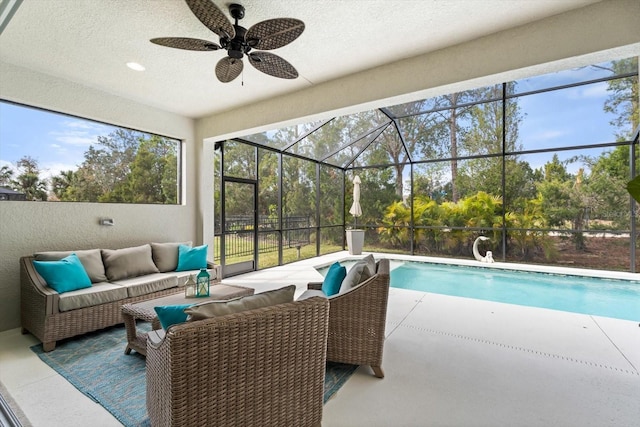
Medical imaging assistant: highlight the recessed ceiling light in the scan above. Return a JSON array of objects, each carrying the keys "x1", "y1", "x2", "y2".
[{"x1": 126, "y1": 62, "x2": 145, "y2": 71}]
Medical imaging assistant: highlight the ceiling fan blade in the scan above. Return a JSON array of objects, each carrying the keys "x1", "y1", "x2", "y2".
[
  {"x1": 245, "y1": 18, "x2": 305, "y2": 50},
  {"x1": 150, "y1": 37, "x2": 220, "y2": 51},
  {"x1": 185, "y1": 0, "x2": 235, "y2": 40},
  {"x1": 215, "y1": 57, "x2": 243, "y2": 83},
  {"x1": 248, "y1": 52, "x2": 298, "y2": 79}
]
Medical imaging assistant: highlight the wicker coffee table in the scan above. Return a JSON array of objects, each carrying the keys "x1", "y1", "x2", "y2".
[{"x1": 122, "y1": 283, "x2": 254, "y2": 356}]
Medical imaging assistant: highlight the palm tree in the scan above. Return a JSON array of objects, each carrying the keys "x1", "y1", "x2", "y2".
[
  {"x1": 0, "y1": 165, "x2": 14, "y2": 188},
  {"x1": 14, "y1": 156, "x2": 47, "y2": 201},
  {"x1": 51, "y1": 170, "x2": 76, "y2": 200}
]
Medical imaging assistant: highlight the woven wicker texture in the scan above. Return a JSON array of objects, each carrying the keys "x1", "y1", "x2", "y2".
[
  {"x1": 249, "y1": 52, "x2": 298, "y2": 79},
  {"x1": 122, "y1": 284, "x2": 254, "y2": 356},
  {"x1": 216, "y1": 57, "x2": 244, "y2": 82},
  {"x1": 150, "y1": 37, "x2": 220, "y2": 51},
  {"x1": 186, "y1": 0, "x2": 234, "y2": 39},
  {"x1": 308, "y1": 258, "x2": 390, "y2": 378},
  {"x1": 146, "y1": 297, "x2": 329, "y2": 427},
  {"x1": 20, "y1": 256, "x2": 221, "y2": 352},
  {"x1": 246, "y1": 18, "x2": 305, "y2": 50}
]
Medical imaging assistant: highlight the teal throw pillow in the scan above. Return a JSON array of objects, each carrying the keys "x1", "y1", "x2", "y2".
[
  {"x1": 33, "y1": 253, "x2": 92, "y2": 294},
  {"x1": 176, "y1": 244, "x2": 207, "y2": 271},
  {"x1": 322, "y1": 262, "x2": 346, "y2": 296},
  {"x1": 154, "y1": 304, "x2": 193, "y2": 329}
]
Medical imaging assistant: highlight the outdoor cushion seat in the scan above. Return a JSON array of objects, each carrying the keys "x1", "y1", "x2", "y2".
[
  {"x1": 21, "y1": 242, "x2": 223, "y2": 352},
  {"x1": 304, "y1": 257, "x2": 390, "y2": 378},
  {"x1": 298, "y1": 289, "x2": 326, "y2": 300},
  {"x1": 146, "y1": 296, "x2": 330, "y2": 427},
  {"x1": 111, "y1": 273, "x2": 179, "y2": 298},
  {"x1": 58, "y1": 282, "x2": 129, "y2": 312}
]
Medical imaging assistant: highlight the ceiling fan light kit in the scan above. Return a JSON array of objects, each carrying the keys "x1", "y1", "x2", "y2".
[{"x1": 150, "y1": 0, "x2": 304, "y2": 83}]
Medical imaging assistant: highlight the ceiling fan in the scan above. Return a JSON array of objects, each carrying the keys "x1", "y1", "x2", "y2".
[{"x1": 151, "y1": 0, "x2": 305, "y2": 83}]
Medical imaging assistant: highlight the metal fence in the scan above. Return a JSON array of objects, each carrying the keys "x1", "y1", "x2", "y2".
[{"x1": 222, "y1": 215, "x2": 311, "y2": 258}]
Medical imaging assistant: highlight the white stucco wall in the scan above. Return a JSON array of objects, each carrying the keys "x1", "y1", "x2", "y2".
[{"x1": 0, "y1": 63, "x2": 197, "y2": 331}]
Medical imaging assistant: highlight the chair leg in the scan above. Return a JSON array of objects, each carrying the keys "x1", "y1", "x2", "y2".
[
  {"x1": 372, "y1": 365, "x2": 384, "y2": 378},
  {"x1": 42, "y1": 341, "x2": 56, "y2": 352}
]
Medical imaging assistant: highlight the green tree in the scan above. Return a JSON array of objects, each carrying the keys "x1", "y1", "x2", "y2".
[
  {"x1": 581, "y1": 147, "x2": 631, "y2": 230},
  {"x1": 13, "y1": 156, "x2": 47, "y2": 201},
  {"x1": 537, "y1": 156, "x2": 588, "y2": 249},
  {"x1": 571, "y1": 58, "x2": 639, "y2": 231},
  {"x1": 416, "y1": 89, "x2": 488, "y2": 202},
  {"x1": 347, "y1": 167, "x2": 397, "y2": 229},
  {"x1": 505, "y1": 194, "x2": 554, "y2": 259},
  {"x1": 601, "y1": 57, "x2": 639, "y2": 140},
  {"x1": 59, "y1": 130, "x2": 178, "y2": 204},
  {"x1": 119, "y1": 136, "x2": 177, "y2": 204},
  {"x1": 63, "y1": 129, "x2": 139, "y2": 202},
  {"x1": 50, "y1": 170, "x2": 77, "y2": 200},
  {"x1": 455, "y1": 83, "x2": 529, "y2": 206},
  {"x1": 0, "y1": 165, "x2": 14, "y2": 187}
]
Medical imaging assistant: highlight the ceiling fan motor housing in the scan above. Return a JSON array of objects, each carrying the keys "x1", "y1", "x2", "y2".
[{"x1": 226, "y1": 25, "x2": 249, "y2": 59}]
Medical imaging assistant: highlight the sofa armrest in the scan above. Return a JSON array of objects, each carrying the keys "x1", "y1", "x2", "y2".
[
  {"x1": 206, "y1": 262, "x2": 222, "y2": 282},
  {"x1": 20, "y1": 256, "x2": 60, "y2": 316}
]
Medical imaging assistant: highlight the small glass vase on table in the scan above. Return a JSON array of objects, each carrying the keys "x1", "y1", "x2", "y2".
[{"x1": 196, "y1": 268, "x2": 210, "y2": 298}]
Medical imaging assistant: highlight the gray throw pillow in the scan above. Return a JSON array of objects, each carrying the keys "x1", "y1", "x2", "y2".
[
  {"x1": 34, "y1": 249, "x2": 107, "y2": 283},
  {"x1": 151, "y1": 241, "x2": 192, "y2": 272},
  {"x1": 339, "y1": 261, "x2": 372, "y2": 294},
  {"x1": 185, "y1": 285, "x2": 296, "y2": 321},
  {"x1": 101, "y1": 244, "x2": 159, "y2": 281},
  {"x1": 362, "y1": 254, "x2": 376, "y2": 277}
]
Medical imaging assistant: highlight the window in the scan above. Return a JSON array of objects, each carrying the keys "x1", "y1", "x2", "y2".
[{"x1": 0, "y1": 101, "x2": 181, "y2": 204}]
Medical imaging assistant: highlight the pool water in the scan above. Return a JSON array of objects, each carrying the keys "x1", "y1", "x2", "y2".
[{"x1": 390, "y1": 262, "x2": 640, "y2": 322}]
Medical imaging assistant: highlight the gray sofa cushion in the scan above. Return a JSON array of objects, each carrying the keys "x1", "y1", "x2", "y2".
[
  {"x1": 34, "y1": 249, "x2": 107, "y2": 283},
  {"x1": 151, "y1": 241, "x2": 192, "y2": 272},
  {"x1": 297, "y1": 289, "x2": 326, "y2": 301},
  {"x1": 58, "y1": 282, "x2": 128, "y2": 312},
  {"x1": 102, "y1": 244, "x2": 159, "y2": 281},
  {"x1": 147, "y1": 329, "x2": 166, "y2": 346},
  {"x1": 362, "y1": 254, "x2": 376, "y2": 277},
  {"x1": 111, "y1": 273, "x2": 178, "y2": 298},
  {"x1": 185, "y1": 285, "x2": 295, "y2": 321},
  {"x1": 340, "y1": 261, "x2": 372, "y2": 294}
]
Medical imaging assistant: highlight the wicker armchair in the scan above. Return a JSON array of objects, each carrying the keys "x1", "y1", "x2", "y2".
[
  {"x1": 146, "y1": 296, "x2": 329, "y2": 427},
  {"x1": 307, "y1": 258, "x2": 390, "y2": 378}
]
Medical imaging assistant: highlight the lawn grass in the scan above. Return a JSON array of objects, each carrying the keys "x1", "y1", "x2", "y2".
[{"x1": 213, "y1": 235, "x2": 343, "y2": 269}]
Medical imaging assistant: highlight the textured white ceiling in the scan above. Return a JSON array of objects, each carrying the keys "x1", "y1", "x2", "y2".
[{"x1": 0, "y1": 0, "x2": 601, "y2": 118}]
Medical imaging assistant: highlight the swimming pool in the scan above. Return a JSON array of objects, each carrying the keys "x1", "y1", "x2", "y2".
[{"x1": 390, "y1": 261, "x2": 640, "y2": 322}]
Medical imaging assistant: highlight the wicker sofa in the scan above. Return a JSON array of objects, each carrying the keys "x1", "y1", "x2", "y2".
[
  {"x1": 20, "y1": 242, "x2": 220, "y2": 351},
  {"x1": 146, "y1": 296, "x2": 329, "y2": 427},
  {"x1": 301, "y1": 257, "x2": 390, "y2": 378}
]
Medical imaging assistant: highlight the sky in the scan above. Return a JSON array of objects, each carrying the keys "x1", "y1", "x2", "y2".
[
  {"x1": 0, "y1": 105, "x2": 116, "y2": 182},
  {"x1": 0, "y1": 59, "x2": 633, "y2": 184}
]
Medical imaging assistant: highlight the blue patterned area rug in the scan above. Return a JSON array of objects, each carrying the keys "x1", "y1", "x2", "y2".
[{"x1": 31, "y1": 325, "x2": 357, "y2": 427}]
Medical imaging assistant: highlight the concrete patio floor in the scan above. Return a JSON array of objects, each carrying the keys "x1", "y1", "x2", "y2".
[{"x1": 1, "y1": 252, "x2": 639, "y2": 426}]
